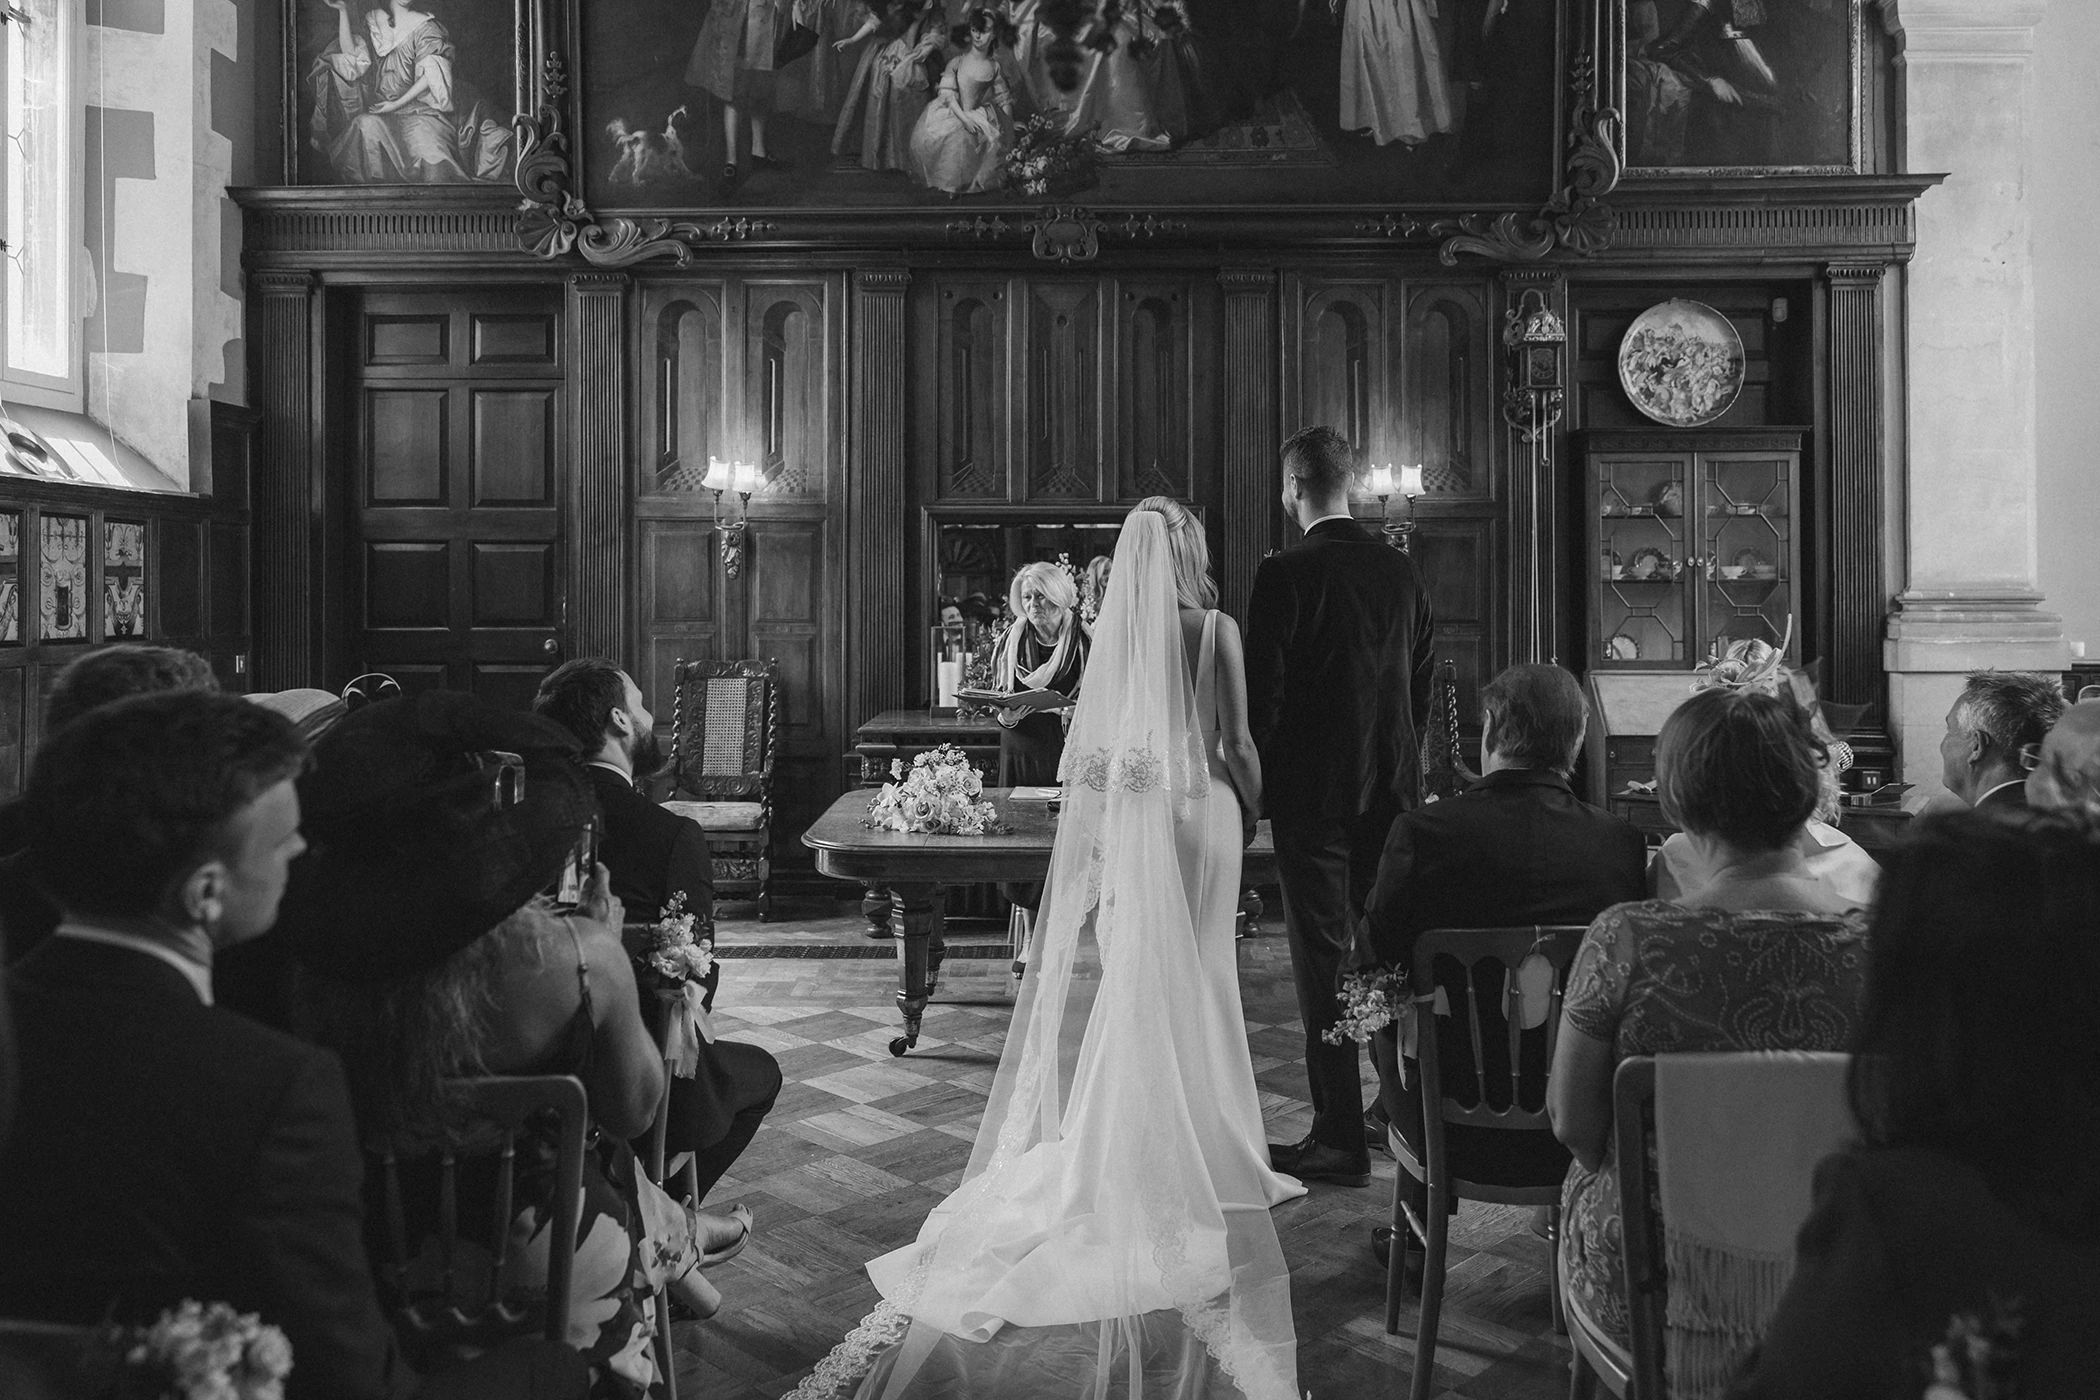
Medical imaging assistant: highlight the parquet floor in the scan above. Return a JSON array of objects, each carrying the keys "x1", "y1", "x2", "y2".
[{"x1": 671, "y1": 898, "x2": 1573, "y2": 1400}]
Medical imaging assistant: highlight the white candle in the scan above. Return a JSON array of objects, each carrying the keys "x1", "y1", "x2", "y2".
[{"x1": 937, "y1": 659, "x2": 963, "y2": 707}]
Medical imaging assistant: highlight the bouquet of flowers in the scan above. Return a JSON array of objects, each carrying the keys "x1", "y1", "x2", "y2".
[
  {"x1": 1923, "y1": 1300, "x2": 2023, "y2": 1400},
  {"x1": 1322, "y1": 968, "x2": 1409, "y2": 1047},
  {"x1": 1001, "y1": 113, "x2": 1099, "y2": 199},
  {"x1": 865, "y1": 745, "x2": 1004, "y2": 835},
  {"x1": 638, "y1": 891, "x2": 715, "y2": 1076},
  {"x1": 114, "y1": 1300, "x2": 293, "y2": 1400}
]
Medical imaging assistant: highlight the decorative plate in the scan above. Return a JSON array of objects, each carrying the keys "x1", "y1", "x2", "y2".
[
  {"x1": 1617, "y1": 300, "x2": 1747, "y2": 428},
  {"x1": 1628, "y1": 546, "x2": 1673, "y2": 581},
  {"x1": 1606, "y1": 632, "x2": 1641, "y2": 661}
]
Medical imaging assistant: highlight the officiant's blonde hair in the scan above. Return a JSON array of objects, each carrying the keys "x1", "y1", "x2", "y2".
[{"x1": 1132, "y1": 496, "x2": 1217, "y2": 610}]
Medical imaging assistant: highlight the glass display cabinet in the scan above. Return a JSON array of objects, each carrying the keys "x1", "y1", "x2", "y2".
[{"x1": 1584, "y1": 432, "x2": 1804, "y2": 671}]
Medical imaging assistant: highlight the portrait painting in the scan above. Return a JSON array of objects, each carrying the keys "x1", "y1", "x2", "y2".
[
  {"x1": 291, "y1": 0, "x2": 517, "y2": 184},
  {"x1": 1621, "y1": 0, "x2": 1858, "y2": 173},
  {"x1": 579, "y1": 0, "x2": 1564, "y2": 210}
]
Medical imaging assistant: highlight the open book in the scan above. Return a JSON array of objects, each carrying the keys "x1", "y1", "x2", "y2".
[{"x1": 954, "y1": 687, "x2": 1074, "y2": 711}]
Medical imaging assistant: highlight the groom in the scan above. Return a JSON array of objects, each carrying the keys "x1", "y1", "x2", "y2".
[{"x1": 1246, "y1": 425, "x2": 1436, "y2": 1187}]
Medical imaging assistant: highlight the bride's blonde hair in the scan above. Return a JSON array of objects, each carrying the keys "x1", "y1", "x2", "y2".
[{"x1": 1131, "y1": 496, "x2": 1216, "y2": 610}]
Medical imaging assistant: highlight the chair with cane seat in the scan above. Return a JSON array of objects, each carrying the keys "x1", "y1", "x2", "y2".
[
  {"x1": 365, "y1": 1075, "x2": 588, "y2": 1366},
  {"x1": 1387, "y1": 924, "x2": 1590, "y2": 1400},
  {"x1": 665, "y1": 658, "x2": 780, "y2": 920}
]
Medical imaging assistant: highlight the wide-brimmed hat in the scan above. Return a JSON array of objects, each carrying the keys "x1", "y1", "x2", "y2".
[
  {"x1": 278, "y1": 690, "x2": 595, "y2": 984},
  {"x1": 244, "y1": 687, "x2": 350, "y2": 741}
]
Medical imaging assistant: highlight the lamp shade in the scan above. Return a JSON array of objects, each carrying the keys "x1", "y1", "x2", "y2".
[
  {"x1": 702, "y1": 456, "x2": 732, "y2": 492},
  {"x1": 1399, "y1": 464, "x2": 1425, "y2": 498},
  {"x1": 731, "y1": 460, "x2": 762, "y2": 494},
  {"x1": 1366, "y1": 464, "x2": 1397, "y2": 497}
]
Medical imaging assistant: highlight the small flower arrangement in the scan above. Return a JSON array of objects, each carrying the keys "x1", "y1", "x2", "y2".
[
  {"x1": 1322, "y1": 968, "x2": 1408, "y2": 1046},
  {"x1": 115, "y1": 1300, "x2": 293, "y2": 1400},
  {"x1": 1922, "y1": 1300, "x2": 2023, "y2": 1400},
  {"x1": 644, "y1": 890, "x2": 714, "y2": 987},
  {"x1": 1001, "y1": 113, "x2": 1099, "y2": 199},
  {"x1": 865, "y1": 744, "x2": 1005, "y2": 836}
]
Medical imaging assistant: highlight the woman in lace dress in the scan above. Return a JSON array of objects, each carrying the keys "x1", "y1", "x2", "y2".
[
  {"x1": 1548, "y1": 685, "x2": 1871, "y2": 1356},
  {"x1": 795, "y1": 498, "x2": 1304, "y2": 1400},
  {"x1": 908, "y1": 9, "x2": 1017, "y2": 194}
]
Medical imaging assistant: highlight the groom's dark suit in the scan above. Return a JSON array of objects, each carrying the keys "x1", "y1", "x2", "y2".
[{"x1": 1245, "y1": 515, "x2": 1435, "y2": 1163}]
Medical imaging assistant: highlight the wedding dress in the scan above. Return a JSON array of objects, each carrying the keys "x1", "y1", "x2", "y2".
[{"x1": 793, "y1": 511, "x2": 1304, "y2": 1400}]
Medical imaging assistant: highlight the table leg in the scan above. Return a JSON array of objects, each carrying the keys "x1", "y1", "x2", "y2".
[
  {"x1": 862, "y1": 883, "x2": 893, "y2": 940},
  {"x1": 889, "y1": 882, "x2": 942, "y2": 1057}
]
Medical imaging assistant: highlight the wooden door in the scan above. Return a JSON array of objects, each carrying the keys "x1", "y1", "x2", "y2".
[{"x1": 343, "y1": 290, "x2": 566, "y2": 707}]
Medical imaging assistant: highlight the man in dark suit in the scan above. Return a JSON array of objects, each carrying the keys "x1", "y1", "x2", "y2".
[
  {"x1": 1939, "y1": 670, "x2": 2065, "y2": 814},
  {"x1": 1358, "y1": 664, "x2": 1648, "y2": 1267},
  {"x1": 533, "y1": 659, "x2": 781, "y2": 1204},
  {"x1": 1246, "y1": 424, "x2": 1436, "y2": 1186},
  {"x1": 0, "y1": 692, "x2": 584, "y2": 1400}
]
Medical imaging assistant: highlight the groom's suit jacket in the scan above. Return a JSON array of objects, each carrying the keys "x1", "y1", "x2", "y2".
[{"x1": 1244, "y1": 516, "x2": 1437, "y2": 822}]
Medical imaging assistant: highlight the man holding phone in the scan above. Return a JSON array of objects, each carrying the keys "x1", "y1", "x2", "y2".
[{"x1": 532, "y1": 660, "x2": 781, "y2": 1208}]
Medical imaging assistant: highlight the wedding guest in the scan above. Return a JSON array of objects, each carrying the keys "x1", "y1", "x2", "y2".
[
  {"x1": 1550, "y1": 685, "x2": 1870, "y2": 1356},
  {"x1": 0, "y1": 691, "x2": 587, "y2": 1400},
  {"x1": 1081, "y1": 553, "x2": 1112, "y2": 622},
  {"x1": 1249, "y1": 424, "x2": 1435, "y2": 1188},
  {"x1": 1652, "y1": 639, "x2": 1879, "y2": 909},
  {"x1": 285, "y1": 693, "x2": 750, "y2": 1391},
  {"x1": 1940, "y1": 670, "x2": 2065, "y2": 813},
  {"x1": 1730, "y1": 812, "x2": 2100, "y2": 1400},
  {"x1": 533, "y1": 659, "x2": 782, "y2": 1204},
  {"x1": 993, "y1": 560, "x2": 1089, "y2": 914},
  {"x1": 0, "y1": 643, "x2": 218, "y2": 962},
  {"x1": 247, "y1": 688, "x2": 352, "y2": 742},
  {"x1": 2024, "y1": 698, "x2": 2100, "y2": 815},
  {"x1": 1359, "y1": 663, "x2": 1647, "y2": 1269}
]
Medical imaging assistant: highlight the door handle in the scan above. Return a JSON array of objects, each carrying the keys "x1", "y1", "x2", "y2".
[{"x1": 541, "y1": 637, "x2": 559, "y2": 656}]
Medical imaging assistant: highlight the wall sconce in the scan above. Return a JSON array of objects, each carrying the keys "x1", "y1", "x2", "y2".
[
  {"x1": 1365, "y1": 462, "x2": 1425, "y2": 552},
  {"x1": 703, "y1": 456, "x2": 761, "y2": 578}
]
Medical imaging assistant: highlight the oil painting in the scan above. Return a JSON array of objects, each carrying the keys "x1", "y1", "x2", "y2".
[
  {"x1": 292, "y1": 0, "x2": 517, "y2": 184},
  {"x1": 1621, "y1": 0, "x2": 1857, "y2": 173},
  {"x1": 580, "y1": 0, "x2": 1564, "y2": 209}
]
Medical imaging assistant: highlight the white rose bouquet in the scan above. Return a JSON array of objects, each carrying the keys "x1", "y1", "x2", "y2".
[
  {"x1": 639, "y1": 890, "x2": 716, "y2": 1077},
  {"x1": 865, "y1": 744, "x2": 1004, "y2": 836}
]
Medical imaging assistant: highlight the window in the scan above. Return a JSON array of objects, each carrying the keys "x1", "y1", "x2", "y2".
[{"x1": 1, "y1": 0, "x2": 79, "y2": 407}]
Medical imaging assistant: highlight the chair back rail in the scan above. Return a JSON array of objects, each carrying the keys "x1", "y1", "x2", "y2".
[
  {"x1": 1614, "y1": 1055, "x2": 1667, "y2": 1400},
  {"x1": 669, "y1": 658, "x2": 780, "y2": 803},
  {"x1": 366, "y1": 1075, "x2": 588, "y2": 1353},
  {"x1": 1409, "y1": 924, "x2": 1588, "y2": 1147}
]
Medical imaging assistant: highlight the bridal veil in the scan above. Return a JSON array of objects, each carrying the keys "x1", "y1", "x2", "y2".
[{"x1": 794, "y1": 510, "x2": 1300, "y2": 1400}]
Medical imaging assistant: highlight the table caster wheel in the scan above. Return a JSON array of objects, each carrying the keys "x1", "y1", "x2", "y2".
[{"x1": 889, "y1": 1036, "x2": 910, "y2": 1057}]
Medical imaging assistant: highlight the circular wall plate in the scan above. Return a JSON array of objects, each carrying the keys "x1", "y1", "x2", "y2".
[{"x1": 1617, "y1": 299, "x2": 1747, "y2": 428}]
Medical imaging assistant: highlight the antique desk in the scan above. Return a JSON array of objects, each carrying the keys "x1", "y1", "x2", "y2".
[
  {"x1": 1607, "y1": 791, "x2": 1915, "y2": 858},
  {"x1": 805, "y1": 788, "x2": 1277, "y2": 1056},
  {"x1": 849, "y1": 708, "x2": 1006, "y2": 931}
]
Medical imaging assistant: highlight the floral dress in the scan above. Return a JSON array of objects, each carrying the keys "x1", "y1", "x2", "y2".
[{"x1": 1556, "y1": 901, "x2": 1870, "y2": 1348}]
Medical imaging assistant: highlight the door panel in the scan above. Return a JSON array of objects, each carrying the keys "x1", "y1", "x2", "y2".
[{"x1": 346, "y1": 290, "x2": 565, "y2": 700}]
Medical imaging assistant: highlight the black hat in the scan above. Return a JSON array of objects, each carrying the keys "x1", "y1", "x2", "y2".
[{"x1": 278, "y1": 690, "x2": 595, "y2": 984}]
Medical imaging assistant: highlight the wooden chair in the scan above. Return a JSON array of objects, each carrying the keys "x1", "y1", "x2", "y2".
[
  {"x1": 642, "y1": 983, "x2": 706, "y2": 1400},
  {"x1": 1387, "y1": 924, "x2": 1589, "y2": 1400},
  {"x1": 666, "y1": 658, "x2": 781, "y2": 920},
  {"x1": 1579, "y1": 1052, "x2": 1853, "y2": 1400},
  {"x1": 366, "y1": 1075, "x2": 588, "y2": 1364}
]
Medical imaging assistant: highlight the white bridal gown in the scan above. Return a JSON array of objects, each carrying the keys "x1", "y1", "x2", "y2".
[{"x1": 792, "y1": 512, "x2": 1304, "y2": 1400}]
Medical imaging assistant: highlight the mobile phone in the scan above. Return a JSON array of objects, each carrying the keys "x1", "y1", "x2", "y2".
[{"x1": 548, "y1": 818, "x2": 599, "y2": 909}]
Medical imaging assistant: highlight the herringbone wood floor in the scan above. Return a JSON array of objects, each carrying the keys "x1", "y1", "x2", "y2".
[{"x1": 671, "y1": 899, "x2": 1573, "y2": 1400}]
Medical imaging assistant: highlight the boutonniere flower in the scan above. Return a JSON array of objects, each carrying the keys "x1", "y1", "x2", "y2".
[{"x1": 1922, "y1": 1298, "x2": 2023, "y2": 1400}]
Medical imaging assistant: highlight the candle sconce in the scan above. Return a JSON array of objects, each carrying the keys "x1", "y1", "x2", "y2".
[
  {"x1": 702, "y1": 457, "x2": 762, "y2": 579},
  {"x1": 1365, "y1": 462, "x2": 1425, "y2": 552}
]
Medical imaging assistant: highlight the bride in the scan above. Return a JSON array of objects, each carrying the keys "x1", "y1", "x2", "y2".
[{"x1": 794, "y1": 497, "x2": 1305, "y2": 1399}]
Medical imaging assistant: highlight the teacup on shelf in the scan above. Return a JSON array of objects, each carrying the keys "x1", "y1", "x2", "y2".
[{"x1": 1719, "y1": 565, "x2": 1747, "y2": 579}]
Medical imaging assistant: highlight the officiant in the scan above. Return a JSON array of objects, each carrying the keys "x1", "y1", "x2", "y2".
[{"x1": 992, "y1": 561, "x2": 1090, "y2": 912}]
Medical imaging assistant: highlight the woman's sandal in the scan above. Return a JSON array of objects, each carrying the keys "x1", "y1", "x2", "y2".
[
  {"x1": 669, "y1": 1265, "x2": 722, "y2": 1322},
  {"x1": 696, "y1": 1201, "x2": 753, "y2": 1269}
]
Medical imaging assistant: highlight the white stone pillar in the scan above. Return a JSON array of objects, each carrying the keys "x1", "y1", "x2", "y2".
[{"x1": 1883, "y1": 0, "x2": 2069, "y2": 793}]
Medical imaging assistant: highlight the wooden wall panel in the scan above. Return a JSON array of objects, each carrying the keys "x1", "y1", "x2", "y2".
[
  {"x1": 1826, "y1": 264, "x2": 1888, "y2": 710},
  {"x1": 1219, "y1": 269, "x2": 1277, "y2": 619},
  {"x1": 251, "y1": 271, "x2": 316, "y2": 688},
  {"x1": 647, "y1": 289, "x2": 727, "y2": 494},
  {"x1": 568, "y1": 274, "x2": 628, "y2": 662},
  {"x1": 365, "y1": 390, "x2": 447, "y2": 503},
  {"x1": 1113, "y1": 280, "x2": 1193, "y2": 502},
  {"x1": 848, "y1": 268, "x2": 910, "y2": 727},
  {"x1": 1024, "y1": 281, "x2": 1100, "y2": 501},
  {"x1": 927, "y1": 279, "x2": 1010, "y2": 500},
  {"x1": 471, "y1": 390, "x2": 556, "y2": 506},
  {"x1": 1403, "y1": 282, "x2": 1491, "y2": 497},
  {"x1": 745, "y1": 283, "x2": 828, "y2": 497}
]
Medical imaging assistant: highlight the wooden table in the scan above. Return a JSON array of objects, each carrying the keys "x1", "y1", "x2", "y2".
[
  {"x1": 849, "y1": 708, "x2": 1007, "y2": 933},
  {"x1": 804, "y1": 788, "x2": 1276, "y2": 1056}
]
